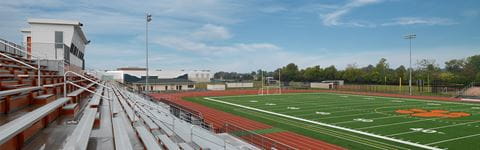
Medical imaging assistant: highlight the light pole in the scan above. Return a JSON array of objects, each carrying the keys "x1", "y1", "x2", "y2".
[
  {"x1": 404, "y1": 34, "x2": 416, "y2": 95},
  {"x1": 145, "y1": 13, "x2": 152, "y2": 93}
]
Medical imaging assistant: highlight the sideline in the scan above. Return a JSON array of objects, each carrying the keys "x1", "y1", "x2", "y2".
[{"x1": 204, "y1": 97, "x2": 442, "y2": 150}]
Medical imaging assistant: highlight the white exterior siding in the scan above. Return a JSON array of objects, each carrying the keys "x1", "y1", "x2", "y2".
[{"x1": 21, "y1": 19, "x2": 88, "y2": 71}]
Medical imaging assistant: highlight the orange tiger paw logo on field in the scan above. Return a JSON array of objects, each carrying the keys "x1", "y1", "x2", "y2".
[{"x1": 395, "y1": 108, "x2": 471, "y2": 118}]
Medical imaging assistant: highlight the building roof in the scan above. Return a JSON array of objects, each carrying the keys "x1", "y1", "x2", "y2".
[
  {"x1": 133, "y1": 78, "x2": 194, "y2": 85},
  {"x1": 117, "y1": 67, "x2": 146, "y2": 71},
  {"x1": 28, "y1": 18, "x2": 82, "y2": 26},
  {"x1": 27, "y1": 18, "x2": 89, "y2": 44}
]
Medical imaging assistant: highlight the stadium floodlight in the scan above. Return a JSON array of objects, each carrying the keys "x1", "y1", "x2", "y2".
[
  {"x1": 404, "y1": 34, "x2": 416, "y2": 96},
  {"x1": 145, "y1": 13, "x2": 152, "y2": 93}
]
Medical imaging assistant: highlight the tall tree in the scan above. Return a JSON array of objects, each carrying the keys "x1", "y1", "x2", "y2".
[
  {"x1": 374, "y1": 58, "x2": 389, "y2": 84},
  {"x1": 342, "y1": 64, "x2": 363, "y2": 83},
  {"x1": 464, "y1": 55, "x2": 480, "y2": 82},
  {"x1": 324, "y1": 65, "x2": 337, "y2": 80},
  {"x1": 417, "y1": 59, "x2": 440, "y2": 85},
  {"x1": 303, "y1": 65, "x2": 323, "y2": 82},
  {"x1": 445, "y1": 59, "x2": 465, "y2": 73},
  {"x1": 281, "y1": 63, "x2": 300, "y2": 82},
  {"x1": 395, "y1": 65, "x2": 407, "y2": 84}
]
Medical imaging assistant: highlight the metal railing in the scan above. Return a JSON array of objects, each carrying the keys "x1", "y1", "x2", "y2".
[
  {"x1": 117, "y1": 87, "x2": 231, "y2": 149},
  {"x1": 63, "y1": 71, "x2": 112, "y2": 100},
  {"x1": 0, "y1": 38, "x2": 25, "y2": 57},
  {"x1": 224, "y1": 122, "x2": 297, "y2": 150},
  {"x1": 0, "y1": 40, "x2": 42, "y2": 86}
]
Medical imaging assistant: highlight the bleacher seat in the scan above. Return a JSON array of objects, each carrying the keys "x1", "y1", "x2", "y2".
[
  {"x1": 62, "y1": 103, "x2": 78, "y2": 117},
  {"x1": 33, "y1": 94, "x2": 56, "y2": 105},
  {"x1": 156, "y1": 134, "x2": 178, "y2": 150}
]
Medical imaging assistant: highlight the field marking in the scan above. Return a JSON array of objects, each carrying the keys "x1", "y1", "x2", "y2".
[
  {"x1": 271, "y1": 99, "x2": 427, "y2": 115},
  {"x1": 425, "y1": 133, "x2": 480, "y2": 145},
  {"x1": 292, "y1": 105, "x2": 424, "y2": 117},
  {"x1": 274, "y1": 100, "x2": 419, "y2": 114},
  {"x1": 357, "y1": 118, "x2": 440, "y2": 130},
  {"x1": 312, "y1": 111, "x2": 378, "y2": 120},
  {"x1": 236, "y1": 106, "x2": 408, "y2": 150},
  {"x1": 332, "y1": 115, "x2": 407, "y2": 125},
  {"x1": 244, "y1": 95, "x2": 390, "y2": 109},
  {"x1": 387, "y1": 120, "x2": 480, "y2": 136},
  {"x1": 204, "y1": 97, "x2": 442, "y2": 150},
  {"x1": 215, "y1": 92, "x2": 480, "y2": 107},
  {"x1": 307, "y1": 103, "x2": 475, "y2": 122},
  {"x1": 288, "y1": 102, "x2": 470, "y2": 119},
  {"x1": 216, "y1": 92, "x2": 480, "y2": 114}
]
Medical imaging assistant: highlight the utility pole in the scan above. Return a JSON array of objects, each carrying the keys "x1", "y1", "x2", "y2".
[
  {"x1": 145, "y1": 13, "x2": 152, "y2": 93},
  {"x1": 404, "y1": 34, "x2": 416, "y2": 95}
]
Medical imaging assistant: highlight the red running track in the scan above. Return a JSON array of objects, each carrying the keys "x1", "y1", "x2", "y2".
[
  {"x1": 150, "y1": 90, "x2": 348, "y2": 150},
  {"x1": 262, "y1": 131, "x2": 346, "y2": 150}
]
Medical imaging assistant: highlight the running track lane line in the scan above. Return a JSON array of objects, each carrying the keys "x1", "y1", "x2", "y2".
[{"x1": 204, "y1": 97, "x2": 442, "y2": 150}]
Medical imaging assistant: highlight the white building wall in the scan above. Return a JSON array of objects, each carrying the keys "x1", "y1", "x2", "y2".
[
  {"x1": 226, "y1": 82, "x2": 254, "y2": 88},
  {"x1": 29, "y1": 23, "x2": 74, "y2": 60},
  {"x1": 22, "y1": 19, "x2": 88, "y2": 71},
  {"x1": 207, "y1": 84, "x2": 226, "y2": 91},
  {"x1": 151, "y1": 84, "x2": 195, "y2": 91},
  {"x1": 188, "y1": 70, "x2": 212, "y2": 82},
  {"x1": 311, "y1": 82, "x2": 333, "y2": 89}
]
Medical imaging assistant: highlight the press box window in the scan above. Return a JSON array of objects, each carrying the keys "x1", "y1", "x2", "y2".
[{"x1": 55, "y1": 31, "x2": 63, "y2": 48}]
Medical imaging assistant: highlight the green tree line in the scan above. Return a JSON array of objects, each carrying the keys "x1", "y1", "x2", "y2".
[{"x1": 214, "y1": 54, "x2": 480, "y2": 85}]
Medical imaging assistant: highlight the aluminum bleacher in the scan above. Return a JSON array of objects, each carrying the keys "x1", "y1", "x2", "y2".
[
  {"x1": 0, "y1": 43, "x2": 105, "y2": 149},
  {"x1": 1, "y1": 43, "x2": 260, "y2": 150},
  {"x1": 0, "y1": 97, "x2": 70, "y2": 148},
  {"x1": 111, "y1": 83, "x2": 259, "y2": 150},
  {"x1": 63, "y1": 107, "x2": 98, "y2": 150}
]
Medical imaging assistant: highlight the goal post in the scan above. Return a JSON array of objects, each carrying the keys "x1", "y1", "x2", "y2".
[{"x1": 258, "y1": 73, "x2": 282, "y2": 95}]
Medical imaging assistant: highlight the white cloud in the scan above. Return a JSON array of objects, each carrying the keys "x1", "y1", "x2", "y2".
[
  {"x1": 320, "y1": 0, "x2": 381, "y2": 27},
  {"x1": 191, "y1": 24, "x2": 232, "y2": 41},
  {"x1": 154, "y1": 23, "x2": 279, "y2": 54},
  {"x1": 155, "y1": 36, "x2": 280, "y2": 54},
  {"x1": 382, "y1": 17, "x2": 457, "y2": 26}
]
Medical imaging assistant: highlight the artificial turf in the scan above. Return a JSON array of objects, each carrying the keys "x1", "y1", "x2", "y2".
[{"x1": 185, "y1": 92, "x2": 480, "y2": 150}]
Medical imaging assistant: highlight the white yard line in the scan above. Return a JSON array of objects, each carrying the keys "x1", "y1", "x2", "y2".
[
  {"x1": 204, "y1": 97, "x2": 442, "y2": 150},
  {"x1": 213, "y1": 92, "x2": 480, "y2": 107},
  {"x1": 387, "y1": 120, "x2": 480, "y2": 136},
  {"x1": 254, "y1": 98, "x2": 385, "y2": 110},
  {"x1": 312, "y1": 112, "x2": 378, "y2": 120},
  {"x1": 273, "y1": 101, "x2": 414, "y2": 114},
  {"x1": 426, "y1": 133, "x2": 480, "y2": 145},
  {"x1": 357, "y1": 118, "x2": 440, "y2": 130},
  {"x1": 332, "y1": 115, "x2": 407, "y2": 125}
]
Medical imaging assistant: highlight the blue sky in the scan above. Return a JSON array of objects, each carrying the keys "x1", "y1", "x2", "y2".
[{"x1": 0, "y1": 0, "x2": 479, "y2": 72}]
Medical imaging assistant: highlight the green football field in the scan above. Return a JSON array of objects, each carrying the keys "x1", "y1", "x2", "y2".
[{"x1": 186, "y1": 92, "x2": 480, "y2": 150}]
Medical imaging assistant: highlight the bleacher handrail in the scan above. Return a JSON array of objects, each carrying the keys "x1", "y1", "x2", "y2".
[
  {"x1": 115, "y1": 86, "x2": 233, "y2": 149},
  {"x1": 63, "y1": 71, "x2": 111, "y2": 98},
  {"x1": 66, "y1": 81, "x2": 112, "y2": 101},
  {"x1": 224, "y1": 122, "x2": 297, "y2": 150},
  {"x1": 0, "y1": 40, "x2": 42, "y2": 86}
]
